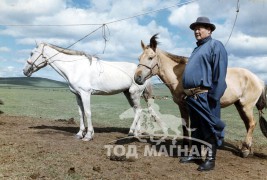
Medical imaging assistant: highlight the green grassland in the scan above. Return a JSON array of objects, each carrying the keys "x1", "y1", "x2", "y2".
[{"x1": 0, "y1": 77, "x2": 266, "y2": 146}]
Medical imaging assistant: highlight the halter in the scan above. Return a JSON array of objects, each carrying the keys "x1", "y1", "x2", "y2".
[
  {"x1": 137, "y1": 53, "x2": 160, "y2": 80},
  {"x1": 26, "y1": 44, "x2": 49, "y2": 73}
]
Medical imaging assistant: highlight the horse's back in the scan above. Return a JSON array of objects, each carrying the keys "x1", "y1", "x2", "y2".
[
  {"x1": 89, "y1": 60, "x2": 141, "y2": 94},
  {"x1": 221, "y1": 67, "x2": 264, "y2": 107},
  {"x1": 103, "y1": 61, "x2": 137, "y2": 74},
  {"x1": 65, "y1": 58, "x2": 139, "y2": 94}
]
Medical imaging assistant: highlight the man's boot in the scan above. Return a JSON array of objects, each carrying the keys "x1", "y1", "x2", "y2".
[
  {"x1": 180, "y1": 142, "x2": 202, "y2": 164},
  {"x1": 197, "y1": 143, "x2": 216, "y2": 171}
]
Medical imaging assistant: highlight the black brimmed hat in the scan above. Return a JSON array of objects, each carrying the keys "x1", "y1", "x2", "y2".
[{"x1": 190, "y1": 17, "x2": 216, "y2": 31}]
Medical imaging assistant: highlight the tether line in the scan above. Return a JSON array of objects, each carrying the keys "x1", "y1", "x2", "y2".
[
  {"x1": 224, "y1": 0, "x2": 240, "y2": 47},
  {"x1": 0, "y1": 0, "x2": 198, "y2": 27}
]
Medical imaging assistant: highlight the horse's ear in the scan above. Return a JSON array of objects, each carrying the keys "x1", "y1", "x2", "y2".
[
  {"x1": 34, "y1": 40, "x2": 42, "y2": 47},
  {"x1": 141, "y1": 40, "x2": 146, "y2": 51},
  {"x1": 150, "y1": 33, "x2": 159, "y2": 52}
]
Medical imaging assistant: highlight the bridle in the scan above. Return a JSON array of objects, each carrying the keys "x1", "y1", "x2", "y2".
[
  {"x1": 137, "y1": 49, "x2": 180, "y2": 86},
  {"x1": 137, "y1": 53, "x2": 160, "y2": 80},
  {"x1": 27, "y1": 44, "x2": 48, "y2": 71}
]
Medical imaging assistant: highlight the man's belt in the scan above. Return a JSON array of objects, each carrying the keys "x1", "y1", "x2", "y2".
[{"x1": 184, "y1": 87, "x2": 209, "y2": 96}]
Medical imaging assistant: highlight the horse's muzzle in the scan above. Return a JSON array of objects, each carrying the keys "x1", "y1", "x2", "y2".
[
  {"x1": 23, "y1": 68, "x2": 33, "y2": 77},
  {"x1": 134, "y1": 74, "x2": 145, "y2": 85}
]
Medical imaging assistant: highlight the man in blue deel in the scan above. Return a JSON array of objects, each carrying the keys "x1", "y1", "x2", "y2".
[{"x1": 180, "y1": 17, "x2": 228, "y2": 171}]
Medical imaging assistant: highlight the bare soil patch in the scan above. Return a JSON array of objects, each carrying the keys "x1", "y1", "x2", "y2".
[{"x1": 0, "y1": 115, "x2": 266, "y2": 179}]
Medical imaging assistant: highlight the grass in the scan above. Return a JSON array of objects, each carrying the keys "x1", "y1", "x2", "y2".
[{"x1": 0, "y1": 77, "x2": 266, "y2": 146}]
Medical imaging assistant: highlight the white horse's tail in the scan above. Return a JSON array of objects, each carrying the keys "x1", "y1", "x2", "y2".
[{"x1": 257, "y1": 85, "x2": 267, "y2": 138}]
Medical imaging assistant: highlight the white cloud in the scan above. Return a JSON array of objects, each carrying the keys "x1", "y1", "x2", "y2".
[
  {"x1": 229, "y1": 54, "x2": 267, "y2": 83},
  {"x1": 234, "y1": 0, "x2": 267, "y2": 37},
  {"x1": 226, "y1": 32, "x2": 267, "y2": 57},
  {"x1": 0, "y1": 65, "x2": 20, "y2": 77},
  {"x1": 0, "y1": 0, "x2": 66, "y2": 24},
  {"x1": 0, "y1": 46, "x2": 10, "y2": 52},
  {"x1": 0, "y1": 0, "x2": 176, "y2": 80},
  {"x1": 168, "y1": 3, "x2": 200, "y2": 29},
  {"x1": 1, "y1": 0, "x2": 173, "y2": 53}
]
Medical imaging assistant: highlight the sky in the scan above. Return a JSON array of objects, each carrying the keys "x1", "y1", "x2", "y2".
[{"x1": 0, "y1": 0, "x2": 267, "y2": 83}]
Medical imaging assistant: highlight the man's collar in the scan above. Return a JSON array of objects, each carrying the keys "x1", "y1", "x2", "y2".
[{"x1": 196, "y1": 36, "x2": 212, "y2": 46}]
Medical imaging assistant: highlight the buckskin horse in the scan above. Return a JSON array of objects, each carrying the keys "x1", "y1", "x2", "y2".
[
  {"x1": 23, "y1": 43, "x2": 163, "y2": 141},
  {"x1": 134, "y1": 34, "x2": 267, "y2": 157}
]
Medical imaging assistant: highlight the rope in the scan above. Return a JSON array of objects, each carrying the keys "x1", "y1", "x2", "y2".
[
  {"x1": 101, "y1": 24, "x2": 110, "y2": 54},
  {"x1": 103, "y1": 0, "x2": 198, "y2": 26},
  {"x1": 0, "y1": 0, "x2": 198, "y2": 55},
  {"x1": 64, "y1": 26, "x2": 103, "y2": 49},
  {"x1": 44, "y1": 25, "x2": 103, "y2": 62},
  {"x1": 0, "y1": 0, "x2": 198, "y2": 27},
  {"x1": 64, "y1": 0, "x2": 198, "y2": 53},
  {"x1": 224, "y1": 0, "x2": 240, "y2": 47}
]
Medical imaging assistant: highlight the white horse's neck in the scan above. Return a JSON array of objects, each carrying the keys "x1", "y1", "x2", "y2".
[{"x1": 44, "y1": 45, "x2": 91, "y2": 83}]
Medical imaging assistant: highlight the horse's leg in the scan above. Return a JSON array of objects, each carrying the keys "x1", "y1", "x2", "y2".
[
  {"x1": 142, "y1": 82, "x2": 167, "y2": 134},
  {"x1": 80, "y1": 91, "x2": 94, "y2": 141},
  {"x1": 144, "y1": 98, "x2": 168, "y2": 135},
  {"x1": 234, "y1": 101, "x2": 256, "y2": 157},
  {"x1": 75, "y1": 94, "x2": 86, "y2": 139},
  {"x1": 178, "y1": 102, "x2": 190, "y2": 145},
  {"x1": 123, "y1": 89, "x2": 142, "y2": 136}
]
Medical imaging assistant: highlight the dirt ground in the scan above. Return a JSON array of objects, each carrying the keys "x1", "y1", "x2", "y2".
[{"x1": 0, "y1": 115, "x2": 266, "y2": 180}]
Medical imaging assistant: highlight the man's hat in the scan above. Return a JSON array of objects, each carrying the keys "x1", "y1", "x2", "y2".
[{"x1": 190, "y1": 17, "x2": 216, "y2": 31}]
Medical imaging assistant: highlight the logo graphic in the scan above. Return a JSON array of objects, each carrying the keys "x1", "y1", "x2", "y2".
[
  {"x1": 105, "y1": 100, "x2": 211, "y2": 159},
  {"x1": 119, "y1": 99, "x2": 196, "y2": 144}
]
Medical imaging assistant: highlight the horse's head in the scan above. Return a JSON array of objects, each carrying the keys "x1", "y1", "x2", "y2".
[
  {"x1": 23, "y1": 43, "x2": 48, "y2": 77},
  {"x1": 134, "y1": 34, "x2": 160, "y2": 85}
]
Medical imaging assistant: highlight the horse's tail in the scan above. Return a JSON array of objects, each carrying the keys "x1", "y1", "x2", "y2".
[{"x1": 256, "y1": 84, "x2": 267, "y2": 138}]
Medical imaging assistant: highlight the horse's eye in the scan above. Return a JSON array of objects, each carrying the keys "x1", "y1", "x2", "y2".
[{"x1": 149, "y1": 57, "x2": 153, "y2": 60}]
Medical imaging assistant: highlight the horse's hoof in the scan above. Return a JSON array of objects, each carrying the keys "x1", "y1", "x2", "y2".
[
  {"x1": 241, "y1": 149, "x2": 250, "y2": 158},
  {"x1": 82, "y1": 136, "x2": 93, "y2": 141},
  {"x1": 75, "y1": 134, "x2": 83, "y2": 139}
]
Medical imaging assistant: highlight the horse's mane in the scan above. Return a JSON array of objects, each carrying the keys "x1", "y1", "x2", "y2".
[
  {"x1": 162, "y1": 50, "x2": 188, "y2": 64},
  {"x1": 149, "y1": 34, "x2": 188, "y2": 64},
  {"x1": 45, "y1": 43, "x2": 93, "y2": 60}
]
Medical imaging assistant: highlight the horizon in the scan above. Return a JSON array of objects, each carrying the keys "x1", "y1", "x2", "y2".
[{"x1": 0, "y1": 77, "x2": 266, "y2": 86}]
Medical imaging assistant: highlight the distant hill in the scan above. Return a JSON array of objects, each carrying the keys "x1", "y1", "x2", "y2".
[
  {"x1": 0, "y1": 77, "x2": 68, "y2": 88},
  {"x1": 0, "y1": 77, "x2": 168, "y2": 88}
]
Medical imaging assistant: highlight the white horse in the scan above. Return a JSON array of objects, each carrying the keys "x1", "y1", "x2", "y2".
[{"x1": 23, "y1": 43, "x2": 164, "y2": 141}]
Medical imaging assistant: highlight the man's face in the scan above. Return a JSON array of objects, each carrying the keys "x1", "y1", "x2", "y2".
[{"x1": 194, "y1": 25, "x2": 211, "y2": 41}]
